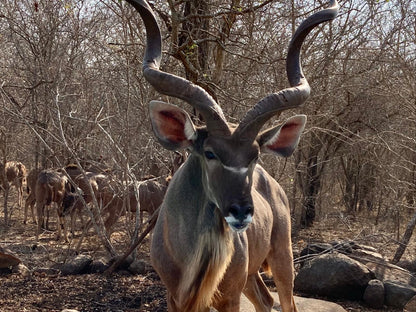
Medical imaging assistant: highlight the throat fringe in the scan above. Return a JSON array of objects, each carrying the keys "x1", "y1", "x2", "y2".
[{"x1": 177, "y1": 227, "x2": 234, "y2": 311}]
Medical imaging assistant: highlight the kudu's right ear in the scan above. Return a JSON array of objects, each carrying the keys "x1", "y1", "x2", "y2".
[{"x1": 149, "y1": 100, "x2": 197, "y2": 151}]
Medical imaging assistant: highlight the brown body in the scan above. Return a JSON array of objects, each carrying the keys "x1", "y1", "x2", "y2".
[
  {"x1": 35, "y1": 169, "x2": 78, "y2": 242},
  {"x1": 152, "y1": 158, "x2": 296, "y2": 311},
  {"x1": 124, "y1": 0, "x2": 338, "y2": 311},
  {"x1": 24, "y1": 168, "x2": 42, "y2": 224},
  {"x1": 0, "y1": 161, "x2": 27, "y2": 208},
  {"x1": 72, "y1": 172, "x2": 168, "y2": 235},
  {"x1": 103, "y1": 177, "x2": 168, "y2": 230}
]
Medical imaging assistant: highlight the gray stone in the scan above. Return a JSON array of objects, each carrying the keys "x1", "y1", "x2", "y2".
[
  {"x1": 128, "y1": 259, "x2": 147, "y2": 275},
  {"x1": 363, "y1": 279, "x2": 384, "y2": 309},
  {"x1": 366, "y1": 262, "x2": 416, "y2": 287},
  {"x1": 109, "y1": 254, "x2": 134, "y2": 271},
  {"x1": 398, "y1": 260, "x2": 416, "y2": 273},
  {"x1": 90, "y1": 257, "x2": 110, "y2": 273},
  {"x1": 294, "y1": 253, "x2": 374, "y2": 300},
  {"x1": 384, "y1": 280, "x2": 416, "y2": 308},
  {"x1": 239, "y1": 293, "x2": 347, "y2": 312},
  {"x1": 298, "y1": 243, "x2": 333, "y2": 266},
  {"x1": 57, "y1": 254, "x2": 93, "y2": 275},
  {"x1": 349, "y1": 248, "x2": 386, "y2": 265},
  {"x1": 12, "y1": 263, "x2": 31, "y2": 278}
]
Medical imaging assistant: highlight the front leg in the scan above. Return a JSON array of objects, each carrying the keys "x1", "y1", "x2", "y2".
[{"x1": 212, "y1": 295, "x2": 241, "y2": 312}]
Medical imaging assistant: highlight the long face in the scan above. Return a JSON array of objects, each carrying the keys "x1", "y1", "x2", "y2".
[{"x1": 199, "y1": 134, "x2": 260, "y2": 233}]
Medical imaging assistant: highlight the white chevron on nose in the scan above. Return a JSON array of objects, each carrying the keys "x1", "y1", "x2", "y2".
[{"x1": 223, "y1": 165, "x2": 248, "y2": 174}]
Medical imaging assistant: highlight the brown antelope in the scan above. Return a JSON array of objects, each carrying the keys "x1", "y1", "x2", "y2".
[
  {"x1": 35, "y1": 169, "x2": 80, "y2": 242},
  {"x1": 126, "y1": 0, "x2": 338, "y2": 311},
  {"x1": 103, "y1": 176, "x2": 169, "y2": 230},
  {"x1": 24, "y1": 168, "x2": 42, "y2": 224},
  {"x1": 72, "y1": 171, "x2": 168, "y2": 234},
  {"x1": 71, "y1": 171, "x2": 115, "y2": 233},
  {"x1": 0, "y1": 161, "x2": 27, "y2": 208}
]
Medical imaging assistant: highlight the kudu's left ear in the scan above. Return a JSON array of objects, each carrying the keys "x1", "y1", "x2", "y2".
[
  {"x1": 149, "y1": 100, "x2": 197, "y2": 151},
  {"x1": 258, "y1": 115, "x2": 307, "y2": 157}
]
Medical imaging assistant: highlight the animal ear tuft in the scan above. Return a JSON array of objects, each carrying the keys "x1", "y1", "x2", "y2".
[{"x1": 149, "y1": 101, "x2": 197, "y2": 151}]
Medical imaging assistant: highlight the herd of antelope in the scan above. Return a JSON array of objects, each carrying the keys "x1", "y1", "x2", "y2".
[
  {"x1": 1, "y1": 0, "x2": 339, "y2": 311},
  {"x1": 0, "y1": 160, "x2": 171, "y2": 243}
]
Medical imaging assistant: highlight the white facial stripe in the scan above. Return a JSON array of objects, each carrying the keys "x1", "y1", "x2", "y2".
[
  {"x1": 224, "y1": 215, "x2": 237, "y2": 224},
  {"x1": 225, "y1": 215, "x2": 253, "y2": 233},
  {"x1": 223, "y1": 165, "x2": 248, "y2": 174},
  {"x1": 244, "y1": 214, "x2": 253, "y2": 223},
  {"x1": 225, "y1": 214, "x2": 253, "y2": 224}
]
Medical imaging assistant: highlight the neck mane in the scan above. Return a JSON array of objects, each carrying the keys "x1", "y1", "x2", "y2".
[{"x1": 177, "y1": 206, "x2": 234, "y2": 311}]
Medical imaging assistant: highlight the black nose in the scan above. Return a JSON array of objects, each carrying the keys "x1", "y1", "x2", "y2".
[{"x1": 229, "y1": 203, "x2": 253, "y2": 222}]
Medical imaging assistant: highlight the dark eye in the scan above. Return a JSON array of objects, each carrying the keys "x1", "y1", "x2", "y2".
[{"x1": 204, "y1": 151, "x2": 217, "y2": 160}]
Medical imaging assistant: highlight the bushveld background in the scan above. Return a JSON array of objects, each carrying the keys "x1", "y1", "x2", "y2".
[{"x1": 0, "y1": 0, "x2": 415, "y2": 311}]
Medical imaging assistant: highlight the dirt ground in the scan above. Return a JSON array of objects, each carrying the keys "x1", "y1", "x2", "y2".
[{"x1": 0, "y1": 192, "x2": 412, "y2": 312}]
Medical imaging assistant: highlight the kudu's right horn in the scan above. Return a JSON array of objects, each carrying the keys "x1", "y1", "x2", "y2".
[{"x1": 125, "y1": 0, "x2": 231, "y2": 136}]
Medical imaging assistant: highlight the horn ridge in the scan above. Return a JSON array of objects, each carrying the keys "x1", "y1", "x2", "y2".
[
  {"x1": 287, "y1": 0, "x2": 339, "y2": 86},
  {"x1": 235, "y1": 0, "x2": 339, "y2": 141},
  {"x1": 126, "y1": 0, "x2": 230, "y2": 135}
]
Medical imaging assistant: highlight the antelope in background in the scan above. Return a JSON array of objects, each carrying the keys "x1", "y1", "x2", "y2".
[
  {"x1": 24, "y1": 168, "x2": 42, "y2": 224},
  {"x1": 0, "y1": 161, "x2": 27, "y2": 208},
  {"x1": 69, "y1": 168, "x2": 173, "y2": 248},
  {"x1": 35, "y1": 169, "x2": 80, "y2": 242},
  {"x1": 126, "y1": 0, "x2": 338, "y2": 311}
]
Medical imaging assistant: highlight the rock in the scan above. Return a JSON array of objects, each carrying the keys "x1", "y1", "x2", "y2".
[
  {"x1": 363, "y1": 279, "x2": 384, "y2": 309},
  {"x1": 397, "y1": 260, "x2": 416, "y2": 273},
  {"x1": 109, "y1": 254, "x2": 134, "y2": 271},
  {"x1": 299, "y1": 241, "x2": 386, "y2": 268},
  {"x1": 239, "y1": 293, "x2": 347, "y2": 312},
  {"x1": 404, "y1": 295, "x2": 416, "y2": 312},
  {"x1": 349, "y1": 248, "x2": 386, "y2": 265},
  {"x1": 56, "y1": 254, "x2": 93, "y2": 275},
  {"x1": 366, "y1": 262, "x2": 416, "y2": 287},
  {"x1": 298, "y1": 243, "x2": 333, "y2": 266},
  {"x1": 350, "y1": 242, "x2": 378, "y2": 253},
  {"x1": 384, "y1": 280, "x2": 416, "y2": 308},
  {"x1": 294, "y1": 253, "x2": 374, "y2": 300},
  {"x1": 330, "y1": 240, "x2": 354, "y2": 254},
  {"x1": 12, "y1": 263, "x2": 31, "y2": 278},
  {"x1": 90, "y1": 257, "x2": 110, "y2": 273},
  {"x1": 128, "y1": 259, "x2": 147, "y2": 275}
]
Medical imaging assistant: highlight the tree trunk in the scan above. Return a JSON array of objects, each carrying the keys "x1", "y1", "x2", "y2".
[
  {"x1": 301, "y1": 155, "x2": 321, "y2": 228},
  {"x1": 392, "y1": 209, "x2": 416, "y2": 264}
]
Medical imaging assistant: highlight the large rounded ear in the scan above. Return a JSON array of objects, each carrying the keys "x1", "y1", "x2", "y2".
[
  {"x1": 149, "y1": 100, "x2": 197, "y2": 151},
  {"x1": 258, "y1": 115, "x2": 306, "y2": 157}
]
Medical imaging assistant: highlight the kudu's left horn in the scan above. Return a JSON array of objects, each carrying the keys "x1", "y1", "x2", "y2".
[
  {"x1": 235, "y1": 0, "x2": 339, "y2": 142},
  {"x1": 125, "y1": 0, "x2": 230, "y2": 136}
]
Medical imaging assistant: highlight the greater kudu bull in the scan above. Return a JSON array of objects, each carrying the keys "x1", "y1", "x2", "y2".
[{"x1": 126, "y1": 0, "x2": 338, "y2": 311}]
